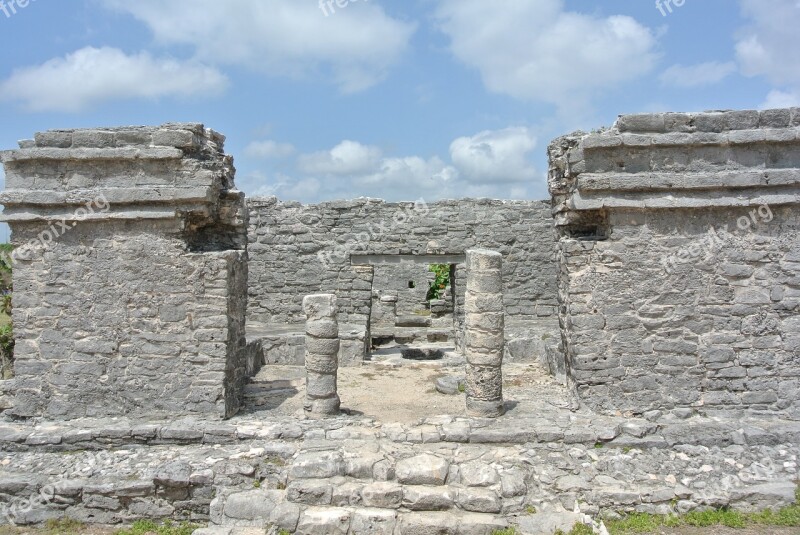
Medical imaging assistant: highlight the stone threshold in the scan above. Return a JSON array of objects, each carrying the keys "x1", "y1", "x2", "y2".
[{"x1": 1, "y1": 412, "x2": 798, "y2": 452}]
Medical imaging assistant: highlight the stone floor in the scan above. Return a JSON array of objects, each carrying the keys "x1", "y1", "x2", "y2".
[{"x1": 1, "y1": 361, "x2": 799, "y2": 534}]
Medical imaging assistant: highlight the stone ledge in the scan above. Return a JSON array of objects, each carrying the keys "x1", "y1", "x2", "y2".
[
  {"x1": 2, "y1": 413, "x2": 798, "y2": 452},
  {"x1": 565, "y1": 189, "x2": 800, "y2": 212},
  {"x1": 0, "y1": 147, "x2": 185, "y2": 162},
  {"x1": 576, "y1": 169, "x2": 800, "y2": 192},
  {"x1": 0, "y1": 187, "x2": 215, "y2": 206},
  {"x1": 615, "y1": 109, "x2": 799, "y2": 134}
]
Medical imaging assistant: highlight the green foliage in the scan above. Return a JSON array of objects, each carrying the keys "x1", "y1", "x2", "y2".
[
  {"x1": 491, "y1": 528, "x2": 518, "y2": 535},
  {"x1": 0, "y1": 323, "x2": 13, "y2": 379},
  {"x1": 606, "y1": 494, "x2": 800, "y2": 534},
  {"x1": 43, "y1": 518, "x2": 85, "y2": 534},
  {"x1": 277, "y1": 530, "x2": 292, "y2": 535},
  {"x1": 426, "y1": 264, "x2": 451, "y2": 301},
  {"x1": 567, "y1": 524, "x2": 594, "y2": 535},
  {"x1": 114, "y1": 519, "x2": 200, "y2": 535}
]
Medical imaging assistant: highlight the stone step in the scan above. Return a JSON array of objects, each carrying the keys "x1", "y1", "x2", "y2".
[
  {"x1": 285, "y1": 479, "x2": 506, "y2": 514},
  {"x1": 211, "y1": 504, "x2": 509, "y2": 535},
  {"x1": 395, "y1": 315, "x2": 431, "y2": 328}
]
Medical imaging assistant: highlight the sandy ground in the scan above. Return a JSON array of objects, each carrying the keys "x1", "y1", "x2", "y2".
[{"x1": 240, "y1": 357, "x2": 576, "y2": 423}]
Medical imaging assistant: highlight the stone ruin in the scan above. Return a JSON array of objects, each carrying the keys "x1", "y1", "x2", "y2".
[{"x1": 0, "y1": 109, "x2": 796, "y2": 534}]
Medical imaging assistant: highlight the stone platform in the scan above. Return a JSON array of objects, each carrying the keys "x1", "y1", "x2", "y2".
[{"x1": 1, "y1": 369, "x2": 798, "y2": 533}]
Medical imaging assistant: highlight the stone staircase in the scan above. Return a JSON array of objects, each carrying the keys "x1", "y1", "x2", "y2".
[{"x1": 208, "y1": 445, "x2": 540, "y2": 534}]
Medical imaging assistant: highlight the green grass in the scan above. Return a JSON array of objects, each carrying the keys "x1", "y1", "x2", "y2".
[
  {"x1": 606, "y1": 490, "x2": 800, "y2": 534},
  {"x1": 43, "y1": 518, "x2": 86, "y2": 534},
  {"x1": 113, "y1": 520, "x2": 200, "y2": 535}
]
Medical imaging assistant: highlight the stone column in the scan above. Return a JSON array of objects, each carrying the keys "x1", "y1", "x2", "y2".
[
  {"x1": 464, "y1": 249, "x2": 505, "y2": 417},
  {"x1": 303, "y1": 294, "x2": 340, "y2": 416}
]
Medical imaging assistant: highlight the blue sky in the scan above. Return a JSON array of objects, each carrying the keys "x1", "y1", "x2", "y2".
[{"x1": 0, "y1": 0, "x2": 798, "y2": 215}]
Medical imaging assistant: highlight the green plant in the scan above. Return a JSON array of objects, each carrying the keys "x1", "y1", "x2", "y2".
[
  {"x1": 525, "y1": 505, "x2": 537, "y2": 514},
  {"x1": 605, "y1": 493, "x2": 800, "y2": 534},
  {"x1": 114, "y1": 519, "x2": 200, "y2": 535},
  {"x1": 458, "y1": 383, "x2": 466, "y2": 393},
  {"x1": 426, "y1": 264, "x2": 451, "y2": 301},
  {"x1": 491, "y1": 528, "x2": 518, "y2": 535},
  {"x1": 253, "y1": 480, "x2": 261, "y2": 488},
  {"x1": 277, "y1": 530, "x2": 292, "y2": 535},
  {"x1": 0, "y1": 323, "x2": 13, "y2": 380},
  {"x1": 44, "y1": 517, "x2": 85, "y2": 533},
  {"x1": 594, "y1": 442, "x2": 604, "y2": 449}
]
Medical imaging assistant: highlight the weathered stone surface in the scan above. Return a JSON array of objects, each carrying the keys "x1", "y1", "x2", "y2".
[
  {"x1": 350, "y1": 508, "x2": 397, "y2": 534},
  {"x1": 459, "y1": 461, "x2": 499, "y2": 487},
  {"x1": 402, "y1": 485, "x2": 455, "y2": 511},
  {"x1": 457, "y1": 488, "x2": 502, "y2": 513},
  {"x1": 1, "y1": 124, "x2": 248, "y2": 421},
  {"x1": 549, "y1": 108, "x2": 800, "y2": 418},
  {"x1": 303, "y1": 294, "x2": 340, "y2": 416},
  {"x1": 296, "y1": 507, "x2": 351, "y2": 535},
  {"x1": 516, "y1": 513, "x2": 587, "y2": 535},
  {"x1": 361, "y1": 481, "x2": 403, "y2": 509},
  {"x1": 222, "y1": 490, "x2": 281, "y2": 523},
  {"x1": 395, "y1": 454, "x2": 450, "y2": 485},
  {"x1": 394, "y1": 512, "x2": 458, "y2": 535}
]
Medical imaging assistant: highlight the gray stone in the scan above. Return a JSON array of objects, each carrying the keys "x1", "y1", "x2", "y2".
[
  {"x1": 361, "y1": 481, "x2": 403, "y2": 509},
  {"x1": 296, "y1": 507, "x2": 351, "y2": 535},
  {"x1": 516, "y1": 513, "x2": 586, "y2": 535},
  {"x1": 402, "y1": 486, "x2": 455, "y2": 511},
  {"x1": 350, "y1": 507, "x2": 397, "y2": 535},
  {"x1": 153, "y1": 461, "x2": 192, "y2": 488},
  {"x1": 396, "y1": 454, "x2": 450, "y2": 485}
]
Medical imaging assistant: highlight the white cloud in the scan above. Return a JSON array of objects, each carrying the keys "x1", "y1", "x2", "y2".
[
  {"x1": 244, "y1": 140, "x2": 296, "y2": 159},
  {"x1": 241, "y1": 127, "x2": 547, "y2": 202},
  {"x1": 659, "y1": 61, "x2": 737, "y2": 88},
  {"x1": 435, "y1": 0, "x2": 658, "y2": 110},
  {"x1": 761, "y1": 89, "x2": 800, "y2": 109},
  {"x1": 101, "y1": 0, "x2": 416, "y2": 93},
  {"x1": 0, "y1": 47, "x2": 227, "y2": 113},
  {"x1": 297, "y1": 141, "x2": 384, "y2": 176},
  {"x1": 736, "y1": 0, "x2": 800, "y2": 107},
  {"x1": 450, "y1": 127, "x2": 538, "y2": 183}
]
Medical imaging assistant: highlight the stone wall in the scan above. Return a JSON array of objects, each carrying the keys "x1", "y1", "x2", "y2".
[
  {"x1": 372, "y1": 262, "x2": 433, "y2": 316},
  {"x1": 246, "y1": 197, "x2": 558, "y2": 327},
  {"x1": 549, "y1": 108, "x2": 800, "y2": 418},
  {"x1": 0, "y1": 124, "x2": 249, "y2": 420}
]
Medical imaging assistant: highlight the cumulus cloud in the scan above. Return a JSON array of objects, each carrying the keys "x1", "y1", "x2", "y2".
[
  {"x1": 450, "y1": 127, "x2": 538, "y2": 183},
  {"x1": 297, "y1": 141, "x2": 384, "y2": 176},
  {"x1": 659, "y1": 61, "x2": 737, "y2": 88},
  {"x1": 435, "y1": 0, "x2": 658, "y2": 110},
  {"x1": 0, "y1": 46, "x2": 227, "y2": 113},
  {"x1": 244, "y1": 140, "x2": 296, "y2": 159},
  {"x1": 735, "y1": 0, "x2": 800, "y2": 107},
  {"x1": 101, "y1": 0, "x2": 416, "y2": 93},
  {"x1": 242, "y1": 126, "x2": 545, "y2": 202}
]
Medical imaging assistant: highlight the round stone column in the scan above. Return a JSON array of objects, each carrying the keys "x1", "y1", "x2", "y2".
[
  {"x1": 464, "y1": 249, "x2": 505, "y2": 417},
  {"x1": 303, "y1": 294, "x2": 340, "y2": 417}
]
